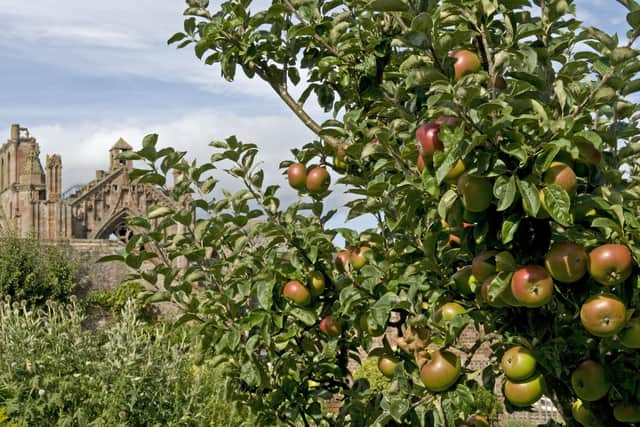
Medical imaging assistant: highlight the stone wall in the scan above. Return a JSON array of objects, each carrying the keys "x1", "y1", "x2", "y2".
[{"x1": 63, "y1": 239, "x2": 130, "y2": 295}]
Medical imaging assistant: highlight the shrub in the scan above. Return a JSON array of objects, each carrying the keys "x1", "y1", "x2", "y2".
[
  {"x1": 0, "y1": 298, "x2": 253, "y2": 426},
  {"x1": 86, "y1": 281, "x2": 157, "y2": 322},
  {"x1": 0, "y1": 233, "x2": 77, "y2": 305}
]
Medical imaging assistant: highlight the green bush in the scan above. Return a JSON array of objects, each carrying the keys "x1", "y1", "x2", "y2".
[
  {"x1": 0, "y1": 233, "x2": 77, "y2": 305},
  {"x1": 0, "y1": 298, "x2": 254, "y2": 426},
  {"x1": 351, "y1": 357, "x2": 390, "y2": 394},
  {"x1": 87, "y1": 281, "x2": 157, "y2": 322}
]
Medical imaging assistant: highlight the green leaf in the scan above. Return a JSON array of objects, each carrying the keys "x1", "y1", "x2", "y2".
[
  {"x1": 501, "y1": 216, "x2": 520, "y2": 244},
  {"x1": 611, "y1": 47, "x2": 638, "y2": 65},
  {"x1": 388, "y1": 397, "x2": 410, "y2": 423},
  {"x1": 148, "y1": 207, "x2": 174, "y2": 219},
  {"x1": 290, "y1": 307, "x2": 317, "y2": 326},
  {"x1": 628, "y1": 9, "x2": 640, "y2": 27},
  {"x1": 367, "y1": 0, "x2": 409, "y2": 11},
  {"x1": 517, "y1": 178, "x2": 540, "y2": 216},
  {"x1": 493, "y1": 175, "x2": 517, "y2": 211},
  {"x1": 541, "y1": 185, "x2": 572, "y2": 226},
  {"x1": 257, "y1": 278, "x2": 275, "y2": 310}
]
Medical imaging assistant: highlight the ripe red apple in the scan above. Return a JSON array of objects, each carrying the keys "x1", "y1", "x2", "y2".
[
  {"x1": 571, "y1": 360, "x2": 610, "y2": 402},
  {"x1": 543, "y1": 161, "x2": 577, "y2": 194},
  {"x1": 544, "y1": 241, "x2": 588, "y2": 283},
  {"x1": 416, "y1": 122, "x2": 443, "y2": 158},
  {"x1": 458, "y1": 174, "x2": 493, "y2": 212},
  {"x1": 580, "y1": 294, "x2": 627, "y2": 337},
  {"x1": 619, "y1": 317, "x2": 640, "y2": 349},
  {"x1": 572, "y1": 399, "x2": 599, "y2": 427},
  {"x1": 287, "y1": 163, "x2": 307, "y2": 190},
  {"x1": 350, "y1": 246, "x2": 370, "y2": 270},
  {"x1": 435, "y1": 302, "x2": 465, "y2": 322},
  {"x1": 588, "y1": 243, "x2": 633, "y2": 286},
  {"x1": 503, "y1": 373, "x2": 544, "y2": 407},
  {"x1": 511, "y1": 265, "x2": 554, "y2": 308},
  {"x1": 420, "y1": 350, "x2": 461, "y2": 392},
  {"x1": 613, "y1": 402, "x2": 640, "y2": 423},
  {"x1": 472, "y1": 250, "x2": 498, "y2": 282},
  {"x1": 501, "y1": 346, "x2": 537, "y2": 382},
  {"x1": 308, "y1": 271, "x2": 325, "y2": 297},
  {"x1": 283, "y1": 280, "x2": 311, "y2": 306},
  {"x1": 335, "y1": 250, "x2": 351, "y2": 272},
  {"x1": 306, "y1": 166, "x2": 330, "y2": 194},
  {"x1": 319, "y1": 315, "x2": 341, "y2": 337},
  {"x1": 450, "y1": 50, "x2": 481, "y2": 82},
  {"x1": 377, "y1": 355, "x2": 399, "y2": 378}
]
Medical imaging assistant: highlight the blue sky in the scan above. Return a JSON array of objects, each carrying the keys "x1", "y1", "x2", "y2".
[{"x1": 0, "y1": 0, "x2": 631, "y2": 231}]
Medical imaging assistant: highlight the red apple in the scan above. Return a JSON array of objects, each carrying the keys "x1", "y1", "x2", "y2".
[
  {"x1": 416, "y1": 122, "x2": 443, "y2": 158},
  {"x1": 511, "y1": 265, "x2": 554, "y2": 308},
  {"x1": 287, "y1": 163, "x2": 307, "y2": 190},
  {"x1": 571, "y1": 360, "x2": 610, "y2": 402},
  {"x1": 544, "y1": 241, "x2": 588, "y2": 283},
  {"x1": 350, "y1": 246, "x2": 370, "y2": 270},
  {"x1": 335, "y1": 250, "x2": 351, "y2": 272},
  {"x1": 319, "y1": 316, "x2": 341, "y2": 337},
  {"x1": 283, "y1": 280, "x2": 311, "y2": 306},
  {"x1": 450, "y1": 50, "x2": 481, "y2": 81}
]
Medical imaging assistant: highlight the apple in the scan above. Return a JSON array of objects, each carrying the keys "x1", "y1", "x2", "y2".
[
  {"x1": 576, "y1": 142, "x2": 603, "y2": 165},
  {"x1": 462, "y1": 415, "x2": 490, "y2": 427},
  {"x1": 472, "y1": 250, "x2": 498, "y2": 282},
  {"x1": 350, "y1": 246, "x2": 370, "y2": 270},
  {"x1": 501, "y1": 346, "x2": 537, "y2": 382},
  {"x1": 335, "y1": 250, "x2": 351, "y2": 272},
  {"x1": 580, "y1": 294, "x2": 627, "y2": 337},
  {"x1": 544, "y1": 161, "x2": 577, "y2": 194},
  {"x1": 377, "y1": 355, "x2": 399, "y2": 378},
  {"x1": 544, "y1": 241, "x2": 588, "y2": 283},
  {"x1": 420, "y1": 350, "x2": 461, "y2": 392},
  {"x1": 283, "y1": 280, "x2": 311, "y2": 306},
  {"x1": 619, "y1": 317, "x2": 640, "y2": 349},
  {"x1": 416, "y1": 122, "x2": 443, "y2": 158},
  {"x1": 458, "y1": 174, "x2": 493, "y2": 213},
  {"x1": 287, "y1": 163, "x2": 307, "y2": 190},
  {"x1": 435, "y1": 302, "x2": 465, "y2": 322},
  {"x1": 334, "y1": 143, "x2": 348, "y2": 170},
  {"x1": 571, "y1": 399, "x2": 599, "y2": 427},
  {"x1": 306, "y1": 166, "x2": 330, "y2": 194},
  {"x1": 319, "y1": 315, "x2": 341, "y2": 337},
  {"x1": 417, "y1": 154, "x2": 426, "y2": 172},
  {"x1": 613, "y1": 402, "x2": 640, "y2": 423},
  {"x1": 480, "y1": 274, "x2": 506, "y2": 307},
  {"x1": 308, "y1": 271, "x2": 325, "y2": 297},
  {"x1": 588, "y1": 243, "x2": 633, "y2": 286},
  {"x1": 511, "y1": 265, "x2": 554, "y2": 308},
  {"x1": 503, "y1": 373, "x2": 544, "y2": 407},
  {"x1": 450, "y1": 50, "x2": 481, "y2": 82},
  {"x1": 445, "y1": 160, "x2": 466, "y2": 183},
  {"x1": 571, "y1": 360, "x2": 610, "y2": 402}
]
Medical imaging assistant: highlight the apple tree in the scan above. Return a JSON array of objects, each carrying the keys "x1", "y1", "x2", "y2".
[{"x1": 111, "y1": 0, "x2": 640, "y2": 425}]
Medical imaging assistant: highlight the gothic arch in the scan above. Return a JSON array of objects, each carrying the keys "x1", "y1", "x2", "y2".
[{"x1": 90, "y1": 208, "x2": 133, "y2": 242}]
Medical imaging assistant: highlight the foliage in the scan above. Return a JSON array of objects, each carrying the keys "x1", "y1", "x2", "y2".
[
  {"x1": 86, "y1": 281, "x2": 157, "y2": 322},
  {"x1": 0, "y1": 408, "x2": 24, "y2": 427},
  {"x1": 0, "y1": 298, "x2": 254, "y2": 426},
  {"x1": 109, "y1": 0, "x2": 640, "y2": 425},
  {"x1": 0, "y1": 233, "x2": 77, "y2": 305},
  {"x1": 352, "y1": 357, "x2": 390, "y2": 394}
]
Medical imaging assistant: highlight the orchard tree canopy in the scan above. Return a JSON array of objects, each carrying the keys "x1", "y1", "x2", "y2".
[{"x1": 108, "y1": 0, "x2": 640, "y2": 425}]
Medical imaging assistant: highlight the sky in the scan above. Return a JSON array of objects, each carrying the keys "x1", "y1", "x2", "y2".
[{"x1": 0, "y1": 0, "x2": 630, "y2": 230}]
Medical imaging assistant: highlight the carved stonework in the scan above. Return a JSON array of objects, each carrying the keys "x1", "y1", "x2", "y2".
[{"x1": 0, "y1": 124, "x2": 176, "y2": 242}]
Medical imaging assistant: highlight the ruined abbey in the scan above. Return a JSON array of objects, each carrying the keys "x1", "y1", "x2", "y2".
[{"x1": 0, "y1": 124, "x2": 172, "y2": 242}]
